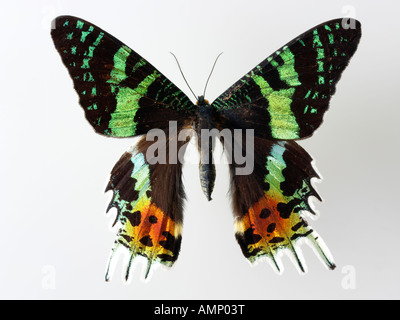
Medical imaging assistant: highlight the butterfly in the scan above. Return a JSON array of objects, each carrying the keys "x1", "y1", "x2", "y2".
[{"x1": 51, "y1": 15, "x2": 361, "y2": 280}]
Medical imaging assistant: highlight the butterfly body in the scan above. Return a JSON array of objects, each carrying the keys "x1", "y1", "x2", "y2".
[
  {"x1": 51, "y1": 16, "x2": 361, "y2": 279},
  {"x1": 195, "y1": 96, "x2": 217, "y2": 200}
]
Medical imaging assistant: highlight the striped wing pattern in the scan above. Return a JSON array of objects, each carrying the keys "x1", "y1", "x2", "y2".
[
  {"x1": 51, "y1": 16, "x2": 195, "y2": 138},
  {"x1": 213, "y1": 19, "x2": 361, "y2": 140}
]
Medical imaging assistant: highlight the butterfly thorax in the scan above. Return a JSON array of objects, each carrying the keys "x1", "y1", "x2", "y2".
[
  {"x1": 196, "y1": 95, "x2": 209, "y2": 106},
  {"x1": 196, "y1": 95, "x2": 214, "y2": 128}
]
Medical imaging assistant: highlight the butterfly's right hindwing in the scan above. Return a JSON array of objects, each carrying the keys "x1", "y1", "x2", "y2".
[
  {"x1": 228, "y1": 136, "x2": 335, "y2": 272},
  {"x1": 51, "y1": 16, "x2": 195, "y2": 138}
]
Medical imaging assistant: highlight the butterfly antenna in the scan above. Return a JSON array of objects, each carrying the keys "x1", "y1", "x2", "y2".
[
  {"x1": 170, "y1": 52, "x2": 197, "y2": 100},
  {"x1": 203, "y1": 52, "x2": 223, "y2": 97}
]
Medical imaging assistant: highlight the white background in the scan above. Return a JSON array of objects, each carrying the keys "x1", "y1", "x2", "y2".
[{"x1": 1, "y1": 0, "x2": 399, "y2": 299}]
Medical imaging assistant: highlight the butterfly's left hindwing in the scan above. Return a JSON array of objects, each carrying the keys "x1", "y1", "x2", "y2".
[
  {"x1": 105, "y1": 135, "x2": 187, "y2": 280},
  {"x1": 51, "y1": 16, "x2": 195, "y2": 137},
  {"x1": 213, "y1": 19, "x2": 361, "y2": 140}
]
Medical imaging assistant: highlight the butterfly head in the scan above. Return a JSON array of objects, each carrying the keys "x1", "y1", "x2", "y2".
[{"x1": 196, "y1": 96, "x2": 210, "y2": 106}]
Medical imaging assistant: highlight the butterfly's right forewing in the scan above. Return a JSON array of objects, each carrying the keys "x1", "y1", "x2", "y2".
[{"x1": 212, "y1": 19, "x2": 362, "y2": 140}]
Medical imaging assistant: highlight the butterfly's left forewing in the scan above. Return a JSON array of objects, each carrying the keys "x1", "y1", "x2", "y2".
[{"x1": 51, "y1": 16, "x2": 195, "y2": 137}]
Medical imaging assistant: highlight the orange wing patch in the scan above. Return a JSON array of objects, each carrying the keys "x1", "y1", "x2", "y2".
[
  {"x1": 235, "y1": 189, "x2": 334, "y2": 272},
  {"x1": 121, "y1": 198, "x2": 182, "y2": 268}
]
